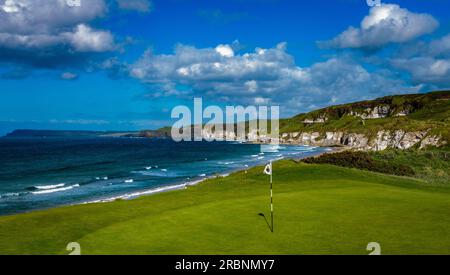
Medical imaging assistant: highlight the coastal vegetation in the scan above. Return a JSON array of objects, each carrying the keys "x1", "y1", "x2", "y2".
[
  {"x1": 302, "y1": 150, "x2": 416, "y2": 177},
  {"x1": 303, "y1": 146, "x2": 450, "y2": 186}
]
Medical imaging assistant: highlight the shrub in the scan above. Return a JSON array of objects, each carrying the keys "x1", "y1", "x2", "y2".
[{"x1": 302, "y1": 151, "x2": 415, "y2": 177}]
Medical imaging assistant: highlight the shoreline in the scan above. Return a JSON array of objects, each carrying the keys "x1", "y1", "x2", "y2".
[
  {"x1": 0, "y1": 144, "x2": 339, "y2": 217},
  {"x1": 79, "y1": 145, "x2": 343, "y2": 206}
]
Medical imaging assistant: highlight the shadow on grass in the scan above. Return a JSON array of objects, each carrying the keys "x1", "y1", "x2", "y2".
[{"x1": 258, "y1": 213, "x2": 272, "y2": 232}]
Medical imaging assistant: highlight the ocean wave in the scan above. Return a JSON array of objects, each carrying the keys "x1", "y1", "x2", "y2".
[
  {"x1": 32, "y1": 184, "x2": 80, "y2": 195},
  {"x1": 124, "y1": 179, "x2": 134, "y2": 183},
  {"x1": 83, "y1": 174, "x2": 219, "y2": 205},
  {"x1": 134, "y1": 170, "x2": 180, "y2": 178},
  {"x1": 35, "y1": 183, "x2": 66, "y2": 190},
  {"x1": 27, "y1": 183, "x2": 66, "y2": 191},
  {"x1": 144, "y1": 165, "x2": 160, "y2": 170},
  {"x1": 218, "y1": 161, "x2": 239, "y2": 166}
]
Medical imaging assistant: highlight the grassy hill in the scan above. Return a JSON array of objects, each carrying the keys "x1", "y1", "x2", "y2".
[
  {"x1": 280, "y1": 91, "x2": 450, "y2": 143},
  {"x1": 303, "y1": 146, "x2": 450, "y2": 186},
  {"x1": 1, "y1": 160, "x2": 449, "y2": 255}
]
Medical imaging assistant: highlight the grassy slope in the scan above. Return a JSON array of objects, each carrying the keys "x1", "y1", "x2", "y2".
[
  {"x1": 279, "y1": 91, "x2": 450, "y2": 142},
  {"x1": 1, "y1": 160, "x2": 449, "y2": 255},
  {"x1": 303, "y1": 147, "x2": 450, "y2": 186},
  {"x1": 370, "y1": 147, "x2": 450, "y2": 186}
]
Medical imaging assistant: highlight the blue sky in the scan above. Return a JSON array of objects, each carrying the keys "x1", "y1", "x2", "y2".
[{"x1": 1, "y1": 0, "x2": 450, "y2": 135}]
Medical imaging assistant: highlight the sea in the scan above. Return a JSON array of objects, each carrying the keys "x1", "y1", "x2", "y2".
[{"x1": 0, "y1": 137, "x2": 327, "y2": 215}]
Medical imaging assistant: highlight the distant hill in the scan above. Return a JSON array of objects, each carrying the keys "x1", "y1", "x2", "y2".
[{"x1": 4, "y1": 129, "x2": 171, "y2": 139}]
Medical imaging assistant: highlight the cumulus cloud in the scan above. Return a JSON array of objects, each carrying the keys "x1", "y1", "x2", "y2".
[
  {"x1": 278, "y1": 57, "x2": 421, "y2": 112},
  {"x1": 0, "y1": 0, "x2": 115, "y2": 68},
  {"x1": 130, "y1": 42, "x2": 417, "y2": 115},
  {"x1": 392, "y1": 57, "x2": 450, "y2": 85},
  {"x1": 389, "y1": 32, "x2": 450, "y2": 86},
  {"x1": 116, "y1": 0, "x2": 151, "y2": 13},
  {"x1": 0, "y1": 0, "x2": 106, "y2": 34},
  {"x1": 321, "y1": 4, "x2": 438, "y2": 50},
  {"x1": 429, "y1": 34, "x2": 450, "y2": 57},
  {"x1": 65, "y1": 24, "x2": 115, "y2": 52},
  {"x1": 215, "y1": 44, "x2": 235, "y2": 57}
]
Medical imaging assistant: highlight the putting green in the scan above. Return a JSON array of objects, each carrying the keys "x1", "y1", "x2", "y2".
[{"x1": 1, "y1": 160, "x2": 449, "y2": 255}]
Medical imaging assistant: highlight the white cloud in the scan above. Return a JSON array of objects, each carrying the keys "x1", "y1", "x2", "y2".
[
  {"x1": 429, "y1": 34, "x2": 450, "y2": 57},
  {"x1": 321, "y1": 4, "x2": 438, "y2": 49},
  {"x1": 65, "y1": 24, "x2": 115, "y2": 52},
  {"x1": 0, "y1": 0, "x2": 106, "y2": 34},
  {"x1": 49, "y1": 119, "x2": 109, "y2": 125},
  {"x1": 390, "y1": 33, "x2": 450, "y2": 86},
  {"x1": 245, "y1": 80, "x2": 258, "y2": 93},
  {"x1": 1, "y1": 0, "x2": 24, "y2": 13},
  {"x1": 116, "y1": 0, "x2": 151, "y2": 13},
  {"x1": 0, "y1": 0, "x2": 115, "y2": 67},
  {"x1": 392, "y1": 57, "x2": 450, "y2": 85},
  {"x1": 215, "y1": 44, "x2": 234, "y2": 57},
  {"x1": 130, "y1": 43, "x2": 417, "y2": 115}
]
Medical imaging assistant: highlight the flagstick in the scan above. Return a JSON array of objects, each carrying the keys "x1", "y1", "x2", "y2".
[{"x1": 270, "y1": 161, "x2": 273, "y2": 233}]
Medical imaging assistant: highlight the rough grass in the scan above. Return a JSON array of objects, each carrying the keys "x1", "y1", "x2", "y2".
[
  {"x1": 302, "y1": 150, "x2": 416, "y2": 177},
  {"x1": 370, "y1": 147, "x2": 450, "y2": 186},
  {"x1": 1, "y1": 160, "x2": 449, "y2": 255}
]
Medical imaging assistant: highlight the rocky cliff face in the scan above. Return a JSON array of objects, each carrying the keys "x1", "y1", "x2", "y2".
[
  {"x1": 201, "y1": 128, "x2": 445, "y2": 151},
  {"x1": 280, "y1": 130, "x2": 446, "y2": 151},
  {"x1": 198, "y1": 92, "x2": 450, "y2": 151},
  {"x1": 301, "y1": 103, "x2": 417, "y2": 124},
  {"x1": 349, "y1": 105, "x2": 391, "y2": 119}
]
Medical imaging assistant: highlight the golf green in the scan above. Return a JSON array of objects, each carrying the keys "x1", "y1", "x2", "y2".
[{"x1": 1, "y1": 160, "x2": 449, "y2": 255}]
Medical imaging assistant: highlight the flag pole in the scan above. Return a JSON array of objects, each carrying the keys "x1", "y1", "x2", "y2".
[{"x1": 270, "y1": 161, "x2": 273, "y2": 233}]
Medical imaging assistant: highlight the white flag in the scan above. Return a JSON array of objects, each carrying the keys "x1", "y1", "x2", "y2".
[{"x1": 263, "y1": 162, "x2": 272, "y2": 175}]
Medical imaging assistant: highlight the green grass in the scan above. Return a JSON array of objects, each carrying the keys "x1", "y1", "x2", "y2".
[
  {"x1": 1, "y1": 160, "x2": 450, "y2": 255},
  {"x1": 370, "y1": 148, "x2": 450, "y2": 186}
]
